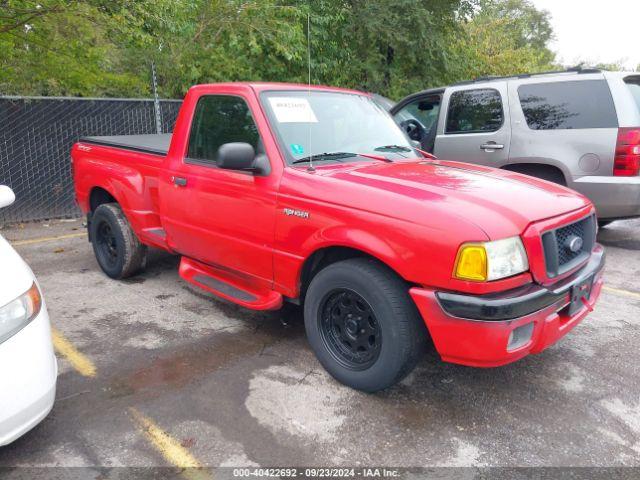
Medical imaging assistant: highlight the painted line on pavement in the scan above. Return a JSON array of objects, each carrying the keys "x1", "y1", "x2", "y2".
[
  {"x1": 603, "y1": 285, "x2": 640, "y2": 300},
  {"x1": 129, "y1": 408, "x2": 212, "y2": 480},
  {"x1": 12, "y1": 232, "x2": 87, "y2": 246},
  {"x1": 52, "y1": 328, "x2": 97, "y2": 378}
]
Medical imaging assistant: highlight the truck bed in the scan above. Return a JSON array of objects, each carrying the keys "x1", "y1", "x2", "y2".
[{"x1": 80, "y1": 133, "x2": 172, "y2": 156}]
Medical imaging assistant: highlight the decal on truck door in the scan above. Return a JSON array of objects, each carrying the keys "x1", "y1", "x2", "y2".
[{"x1": 283, "y1": 208, "x2": 310, "y2": 219}]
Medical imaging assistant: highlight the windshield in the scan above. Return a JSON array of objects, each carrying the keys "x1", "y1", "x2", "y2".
[
  {"x1": 625, "y1": 76, "x2": 640, "y2": 113},
  {"x1": 260, "y1": 90, "x2": 416, "y2": 165}
]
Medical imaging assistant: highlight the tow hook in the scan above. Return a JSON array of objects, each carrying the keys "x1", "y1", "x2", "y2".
[{"x1": 581, "y1": 296, "x2": 594, "y2": 312}]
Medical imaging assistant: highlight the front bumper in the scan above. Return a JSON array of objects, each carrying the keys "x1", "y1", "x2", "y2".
[
  {"x1": 573, "y1": 175, "x2": 640, "y2": 219},
  {"x1": 410, "y1": 248, "x2": 605, "y2": 367},
  {"x1": 0, "y1": 307, "x2": 57, "y2": 446}
]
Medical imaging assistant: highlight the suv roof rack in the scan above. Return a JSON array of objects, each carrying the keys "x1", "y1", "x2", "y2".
[{"x1": 452, "y1": 66, "x2": 602, "y2": 86}]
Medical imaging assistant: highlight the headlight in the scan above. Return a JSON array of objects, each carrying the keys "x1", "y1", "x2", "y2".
[
  {"x1": 0, "y1": 282, "x2": 42, "y2": 345},
  {"x1": 454, "y1": 236, "x2": 529, "y2": 282}
]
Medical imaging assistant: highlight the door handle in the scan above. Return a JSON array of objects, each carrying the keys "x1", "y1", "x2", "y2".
[
  {"x1": 172, "y1": 176, "x2": 188, "y2": 187},
  {"x1": 480, "y1": 143, "x2": 504, "y2": 151}
]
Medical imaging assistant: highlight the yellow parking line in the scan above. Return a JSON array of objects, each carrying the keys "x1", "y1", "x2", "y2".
[
  {"x1": 12, "y1": 232, "x2": 87, "y2": 246},
  {"x1": 129, "y1": 408, "x2": 212, "y2": 480},
  {"x1": 51, "y1": 328, "x2": 97, "y2": 378},
  {"x1": 603, "y1": 285, "x2": 640, "y2": 300}
]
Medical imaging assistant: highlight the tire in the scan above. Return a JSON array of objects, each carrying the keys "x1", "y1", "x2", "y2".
[
  {"x1": 304, "y1": 258, "x2": 427, "y2": 392},
  {"x1": 598, "y1": 220, "x2": 614, "y2": 229},
  {"x1": 90, "y1": 203, "x2": 147, "y2": 279}
]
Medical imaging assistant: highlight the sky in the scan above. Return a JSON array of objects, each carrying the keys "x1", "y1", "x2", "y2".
[{"x1": 529, "y1": 0, "x2": 640, "y2": 70}]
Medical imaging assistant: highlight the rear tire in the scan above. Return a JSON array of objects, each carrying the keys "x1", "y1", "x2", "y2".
[
  {"x1": 303, "y1": 258, "x2": 426, "y2": 392},
  {"x1": 90, "y1": 203, "x2": 147, "y2": 279}
]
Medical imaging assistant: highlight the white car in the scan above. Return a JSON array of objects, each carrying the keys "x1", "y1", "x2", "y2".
[{"x1": 0, "y1": 186, "x2": 57, "y2": 446}]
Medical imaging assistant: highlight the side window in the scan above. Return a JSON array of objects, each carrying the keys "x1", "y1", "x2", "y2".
[
  {"x1": 187, "y1": 95, "x2": 260, "y2": 163},
  {"x1": 518, "y1": 80, "x2": 618, "y2": 130},
  {"x1": 445, "y1": 89, "x2": 503, "y2": 134},
  {"x1": 396, "y1": 96, "x2": 441, "y2": 131},
  {"x1": 395, "y1": 95, "x2": 442, "y2": 144}
]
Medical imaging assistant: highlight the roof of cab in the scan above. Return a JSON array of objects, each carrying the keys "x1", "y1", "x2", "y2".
[{"x1": 188, "y1": 82, "x2": 368, "y2": 97}]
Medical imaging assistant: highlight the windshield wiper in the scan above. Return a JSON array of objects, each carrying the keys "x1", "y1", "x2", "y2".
[
  {"x1": 357, "y1": 152, "x2": 393, "y2": 162},
  {"x1": 291, "y1": 152, "x2": 357, "y2": 165},
  {"x1": 374, "y1": 144, "x2": 413, "y2": 153}
]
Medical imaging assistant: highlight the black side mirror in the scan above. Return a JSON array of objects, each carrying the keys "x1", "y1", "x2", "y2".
[
  {"x1": 216, "y1": 142, "x2": 257, "y2": 171},
  {"x1": 418, "y1": 101, "x2": 434, "y2": 111}
]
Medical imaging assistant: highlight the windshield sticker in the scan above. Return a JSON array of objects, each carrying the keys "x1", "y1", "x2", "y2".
[
  {"x1": 269, "y1": 97, "x2": 318, "y2": 123},
  {"x1": 290, "y1": 144, "x2": 305, "y2": 155}
]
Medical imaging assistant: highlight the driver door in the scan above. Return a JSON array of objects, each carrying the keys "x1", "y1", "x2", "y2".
[
  {"x1": 392, "y1": 94, "x2": 443, "y2": 153},
  {"x1": 159, "y1": 93, "x2": 278, "y2": 291}
]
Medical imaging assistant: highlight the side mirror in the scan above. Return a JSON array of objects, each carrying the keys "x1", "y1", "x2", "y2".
[
  {"x1": 418, "y1": 102, "x2": 434, "y2": 111},
  {"x1": 0, "y1": 185, "x2": 15, "y2": 209},
  {"x1": 217, "y1": 142, "x2": 257, "y2": 172}
]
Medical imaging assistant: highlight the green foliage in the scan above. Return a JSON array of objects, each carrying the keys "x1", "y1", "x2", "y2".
[
  {"x1": 0, "y1": 1, "x2": 149, "y2": 95},
  {"x1": 0, "y1": 0, "x2": 559, "y2": 99},
  {"x1": 443, "y1": 0, "x2": 556, "y2": 84},
  {"x1": 591, "y1": 61, "x2": 631, "y2": 72},
  {"x1": 298, "y1": 0, "x2": 477, "y2": 99}
]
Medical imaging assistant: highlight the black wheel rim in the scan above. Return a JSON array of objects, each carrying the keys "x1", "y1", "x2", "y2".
[
  {"x1": 96, "y1": 220, "x2": 118, "y2": 268},
  {"x1": 318, "y1": 288, "x2": 382, "y2": 370}
]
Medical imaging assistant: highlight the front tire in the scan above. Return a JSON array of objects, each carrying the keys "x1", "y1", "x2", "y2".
[
  {"x1": 598, "y1": 220, "x2": 614, "y2": 229},
  {"x1": 304, "y1": 258, "x2": 426, "y2": 392},
  {"x1": 90, "y1": 203, "x2": 147, "y2": 279}
]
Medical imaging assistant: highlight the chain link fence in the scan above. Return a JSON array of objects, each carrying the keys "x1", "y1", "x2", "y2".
[{"x1": 0, "y1": 97, "x2": 182, "y2": 225}]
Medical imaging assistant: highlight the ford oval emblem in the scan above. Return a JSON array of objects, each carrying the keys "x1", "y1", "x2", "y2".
[{"x1": 566, "y1": 235, "x2": 583, "y2": 253}]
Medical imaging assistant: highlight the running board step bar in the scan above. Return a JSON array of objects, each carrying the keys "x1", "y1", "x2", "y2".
[{"x1": 179, "y1": 257, "x2": 282, "y2": 311}]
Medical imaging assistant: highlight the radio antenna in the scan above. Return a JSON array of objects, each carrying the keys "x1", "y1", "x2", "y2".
[{"x1": 306, "y1": 12, "x2": 315, "y2": 172}]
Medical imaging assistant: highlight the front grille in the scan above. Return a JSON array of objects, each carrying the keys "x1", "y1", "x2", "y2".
[
  {"x1": 542, "y1": 215, "x2": 596, "y2": 278},
  {"x1": 556, "y1": 220, "x2": 587, "y2": 266}
]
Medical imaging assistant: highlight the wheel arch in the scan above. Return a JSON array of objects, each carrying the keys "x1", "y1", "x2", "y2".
[
  {"x1": 87, "y1": 185, "x2": 124, "y2": 242},
  {"x1": 297, "y1": 244, "x2": 411, "y2": 304},
  {"x1": 89, "y1": 186, "x2": 118, "y2": 212},
  {"x1": 501, "y1": 161, "x2": 568, "y2": 186}
]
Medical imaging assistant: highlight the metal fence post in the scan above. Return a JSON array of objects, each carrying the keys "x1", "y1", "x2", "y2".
[{"x1": 151, "y1": 62, "x2": 163, "y2": 135}]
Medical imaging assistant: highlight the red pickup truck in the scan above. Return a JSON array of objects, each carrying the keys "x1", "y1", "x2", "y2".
[{"x1": 72, "y1": 82, "x2": 604, "y2": 392}]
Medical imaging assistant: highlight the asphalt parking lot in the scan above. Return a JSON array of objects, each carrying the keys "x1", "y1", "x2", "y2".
[{"x1": 0, "y1": 217, "x2": 639, "y2": 473}]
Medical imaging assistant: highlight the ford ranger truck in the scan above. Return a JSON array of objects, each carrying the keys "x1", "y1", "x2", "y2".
[{"x1": 72, "y1": 82, "x2": 605, "y2": 392}]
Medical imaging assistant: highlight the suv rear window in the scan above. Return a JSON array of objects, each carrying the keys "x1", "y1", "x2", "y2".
[
  {"x1": 445, "y1": 89, "x2": 503, "y2": 134},
  {"x1": 518, "y1": 80, "x2": 618, "y2": 130},
  {"x1": 624, "y1": 76, "x2": 640, "y2": 112}
]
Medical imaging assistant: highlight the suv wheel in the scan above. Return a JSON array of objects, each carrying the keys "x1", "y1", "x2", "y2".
[
  {"x1": 304, "y1": 258, "x2": 426, "y2": 392},
  {"x1": 90, "y1": 203, "x2": 147, "y2": 279}
]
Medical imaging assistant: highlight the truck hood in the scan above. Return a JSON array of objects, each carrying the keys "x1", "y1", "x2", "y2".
[{"x1": 314, "y1": 159, "x2": 591, "y2": 239}]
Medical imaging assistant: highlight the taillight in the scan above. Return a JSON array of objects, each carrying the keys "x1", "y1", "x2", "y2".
[{"x1": 614, "y1": 128, "x2": 640, "y2": 176}]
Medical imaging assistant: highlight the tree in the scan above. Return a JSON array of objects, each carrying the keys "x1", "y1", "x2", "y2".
[
  {"x1": 0, "y1": 1, "x2": 149, "y2": 96},
  {"x1": 0, "y1": 0, "x2": 558, "y2": 98},
  {"x1": 443, "y1": 0, "x2": 556, "y2": 84},
  {"x1": 591, "y1": 61, "x2": 630, "y2": 72},
  {"x1": 305, "y1": 0, "x2": 477, "y2": 98}
]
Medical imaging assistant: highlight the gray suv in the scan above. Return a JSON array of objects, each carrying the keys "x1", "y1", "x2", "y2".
[{"x1": 391, "y1": 69, "x2": 640, "y2": 224}]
